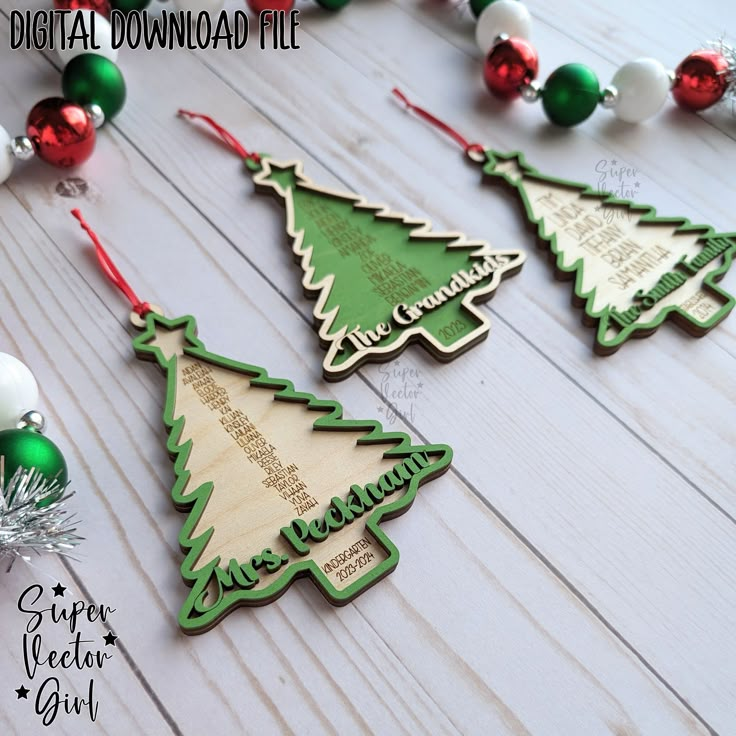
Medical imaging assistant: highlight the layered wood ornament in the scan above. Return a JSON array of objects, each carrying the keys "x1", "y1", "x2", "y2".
[
  {"x1": 136, "y1": 313, "x2": 452, "y2": 633},
  {"x1": 484, "y1": 150, "x2": 736, "y2": 354},
  {"x1": 252, "y1": 159, "x2": 525, "y2": 379},
  {"x1": 176, "y1": 110, "x2": 525, "y2": 381}
]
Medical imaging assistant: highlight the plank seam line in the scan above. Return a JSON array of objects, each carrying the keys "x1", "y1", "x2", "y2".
[
  {"x1": 483, "y1": 303, "x2": 736, "y2": 526},
  {"x1": 352, "y1": 608, "x2": 465, "y2": 736},
  {"x1": 60, "y1": 557, "x2": 185, "y2": 736}
]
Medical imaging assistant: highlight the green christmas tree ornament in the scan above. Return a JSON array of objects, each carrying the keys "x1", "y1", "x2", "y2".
[
  {"x1": 62, "y1": 54, "x2": 127, "y2": 123},
  {"x1": 72, "y1": 211, "x2": 453, "y2": 635},
  {"x1": 0, "y1": 353, "x2": 81, "y2": 564},
  {"x1": 314, "y1": 0, "x2": 352, "y2": 9},
  {"x1": 0, "y1": 429, "x2": 67, "y2": 489},
  {"x1": 179, "y1": 110, "x2": 526, "y2": 381},
  {"x1": 392, "y1": 90, "x2": 736, "y2": 352},
  {"x1": 109, "y1": 0, "x2": 150, "y2": 12},
  {"x1": 541, "y1": 63, "x2": 601, "y2": 127}
]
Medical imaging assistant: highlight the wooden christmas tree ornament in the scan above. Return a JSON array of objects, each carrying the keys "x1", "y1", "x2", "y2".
[
  {"x1": 394, "y1": 90, "x2": 736, "y2": 354},
  {"x1": 72, "y1": 210, "x2": 453, "y2": 635},
  {"x1": 178, "y1": 110, "x2": 526, "y2": 381},
  {"x1": 485, "y1": 150, "x2": 736, "y2": 354}
]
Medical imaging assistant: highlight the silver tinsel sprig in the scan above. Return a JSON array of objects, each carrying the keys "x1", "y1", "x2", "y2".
[
  {"x1": 0, "y1": 468, "x2": 83, "y2": 571},
  {"x1": 706, "y1": 38, "x2": 736, "y2": 112}
]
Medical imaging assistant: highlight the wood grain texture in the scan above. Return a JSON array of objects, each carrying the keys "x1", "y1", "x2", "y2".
[{"x1": 0, "y1": 0, "x2": 735, "y2": 733}]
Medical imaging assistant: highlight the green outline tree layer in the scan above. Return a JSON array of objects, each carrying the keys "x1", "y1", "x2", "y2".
[
  {"x1": 134, "y1": 313, "x2": 452, "y2": 634},
  {"x1": 483, "y1": 150, "x2": 736, "y2": 353},
  {"x1": 254, "y1": 159, "x2": 525, "y2": 379}
]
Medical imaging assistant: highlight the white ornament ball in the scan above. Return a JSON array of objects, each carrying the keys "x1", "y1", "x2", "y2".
[
  {"x1": 56, "y1": 10, "x2": 118, "y2": 66},
  {"x1": 170, "y1": 0, "x2": 224, "y2": 12},
  {"x1": 476, "y1": 0, "x2": 532, "y2": 54},
  {"x1": 0, "y1": 125, "x2": 14, "y2": 186},
  {"x1": 610, "y1": 58, "x2": 670, "y2": 123},
  {"x1": 0, "y1": 353, "x2": 39, "y2": 431}
]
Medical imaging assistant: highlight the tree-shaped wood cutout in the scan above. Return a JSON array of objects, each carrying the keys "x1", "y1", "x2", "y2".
[
  {"x1": 253, "y1": 159, "x2": 525, "y2": 380},
  {"x1": 134, "y1": 313, "x2": 452, "y2": 634},
  {"x1": 483, "y1": 151, "x2": 736, "y2": 353}
]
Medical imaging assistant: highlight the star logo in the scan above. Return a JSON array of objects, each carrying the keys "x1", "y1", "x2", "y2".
[
  {"x1": 15, "y1": 685, "x2": 29, "y2": 699},
  {"x1": 103, "y1": 631, "x2": 118, "y2": 647},
  {"x1": 51, "y1": 583, "x2": 66, "y2": 598}
]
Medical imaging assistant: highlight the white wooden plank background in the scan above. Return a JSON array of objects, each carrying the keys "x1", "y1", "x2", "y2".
[{"x1": 1, "y1": 0, "x2": 735, "y2": 733}]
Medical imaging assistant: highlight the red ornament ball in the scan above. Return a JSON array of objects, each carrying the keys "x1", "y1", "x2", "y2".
[
  {"x1": 672, "y1": 49, "x2": 730, "y2": 111},
  {"x1": 247, "y1": 0, "x2": 294, "y2": 15},
  {"x1": 27, "y1": 98, "x2": 96, "y2": 169},
  {"x1": 484, "y1": 37, "x2": 539, "y2": 100},
  {"x1": 53, "y1": 0, "x2": 111, "y2": 17}
]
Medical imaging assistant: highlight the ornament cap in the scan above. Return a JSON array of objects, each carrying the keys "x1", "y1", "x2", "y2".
[{"x1": 17, "y1": 411, "x2": 46, "y2": 433}]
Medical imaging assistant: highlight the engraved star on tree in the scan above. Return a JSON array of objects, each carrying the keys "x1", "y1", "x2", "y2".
[{"x1": 254, "y1": 159, "x2": 525, "y2": 380}]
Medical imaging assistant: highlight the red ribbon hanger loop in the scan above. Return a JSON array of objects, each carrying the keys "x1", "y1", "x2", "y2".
[
  {"x1": 71, "y1": 209, "x2": 152, "y2": 317},
  {"x1": 177, "y1": 110, "x2": 261, "y2": 165},
  {"x1": 392, "y1": 88, "x2": 485, "y2": 160}
]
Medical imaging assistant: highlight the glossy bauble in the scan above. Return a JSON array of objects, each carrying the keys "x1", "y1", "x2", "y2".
[
  {"x1": 484, "y1": 37, "x2": 538, "y2": 99},
  {"x1": 247, "y1": 0, "x2": 294, "y2": 14},
  {"x1": 610, "y1": 58, "x2": 670, "y2": 123},
  {"x1": 0, "y1": 429, "x2": 68, "y2": 487},
  {"x1": 27, "y1": 98, "x2": 96, "y2": 168},
  {"x1": 53, "y1": 0, "x2": 112, "y2": 17},
  {"x1": 110, "y1": 0, "x2": 150, "y2": 11},
  {"x1": 542, "y1": 63, "x2": 600, "y2": 127},
  {"x1": 314, "y1": 0, "x2": 351, "y2": 9},
  {"x1": 247, "y1": 0, "x2": 294, "y2": 15},
  {"x1": 476, "y1": 0, "x2": 532, "y2": 54},
  {"x1": 62, "y1": 53, "x2": 127, "y2": 122},
  {"x1": 55, "y1": 10, "x2": 118, "y2": 66},
  {"x1": 0, "y1": 125, "x2": 14, "y2": 185},
  {"x1": 672, "y1": 49, "x2": 730, "y2": 111},
  {"x1": 0, "y1": 354, "x2": 39, "y2": 431}
]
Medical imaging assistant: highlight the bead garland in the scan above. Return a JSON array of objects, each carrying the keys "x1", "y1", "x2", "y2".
[
  {"x1": 1, "y1": 5, "x2": 127, "y2": 182},
  {"x1": 472, "y1": 0, "x2": 736, "y2": 127}
]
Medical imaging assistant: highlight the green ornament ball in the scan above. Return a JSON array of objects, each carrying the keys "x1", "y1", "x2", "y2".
[
  {"x1": 109, "y1": 0, "x2": 150, "y2": 11},
  {"x1": 541, "y1": 63, "x2": 600, "y2": 127},
  {"x1": 0, "y1": 428, "x2": 68, "y2": 489},
  {"x1": 470, "y1": 0, "x2": 498, "y2": 19},
  {"x1": 62, "y1": 54, "x2": 127, "y2": 124},
  {"x1": 314, "y1": 0, "x2": 351, "y2": 10}
]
